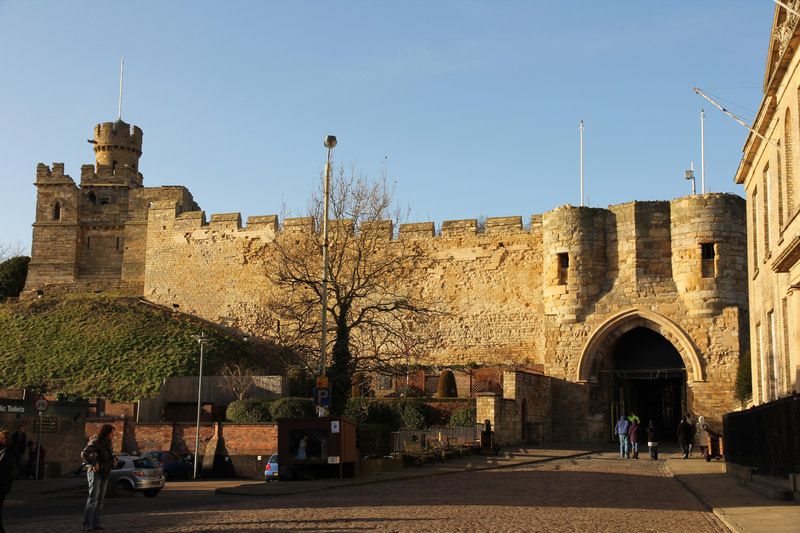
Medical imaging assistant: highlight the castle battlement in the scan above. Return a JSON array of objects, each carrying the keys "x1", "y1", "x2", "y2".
[
  {"x1": 35, "y1": 162, "x2": 75, "y2": 185},
  {"x1": 145, "y1": 192, "x2": 746, "y2": 248},
  {"x1": 94, "y1": 120, "x2": 143, "y2": 149}
]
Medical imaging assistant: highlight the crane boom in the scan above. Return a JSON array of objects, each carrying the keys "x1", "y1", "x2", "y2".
[{"x1": 692, "y1": 87, "x2": 781, "y2": 151}]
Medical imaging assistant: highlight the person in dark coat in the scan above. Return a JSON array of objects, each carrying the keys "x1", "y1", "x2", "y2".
[
  {"x1": 0, "y1": 429, "x2": 17, "y2": 533},
  {"x1": 677, "y1": 416, "x2": 695, "y2": 459},
  {"x1": 646, "y1": 420, "x2": 659, "y2": 460},
  {"x1": 81, "y1": 424, "x2": 117, "y2": 531},
  {"x1": 10, "y1": 426, "x2": 26, "y2": 477}
]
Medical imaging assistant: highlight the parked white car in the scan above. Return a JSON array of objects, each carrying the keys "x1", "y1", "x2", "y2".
[{"x1": 110, "y1": 454, "x2": 165, "y2": 497}]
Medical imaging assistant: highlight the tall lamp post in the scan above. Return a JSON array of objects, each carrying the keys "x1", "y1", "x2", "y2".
[
  {"x1": 319, "y1": 135, "x2": 337, "y2": 416},
  {"x1": 191, "y1": 332, "x2": 211, "y2": 479}
]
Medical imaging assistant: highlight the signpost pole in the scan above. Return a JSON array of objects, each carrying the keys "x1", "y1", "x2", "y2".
[{"x1": 35, "y1": 410, "x2": 42, "y2": 479}]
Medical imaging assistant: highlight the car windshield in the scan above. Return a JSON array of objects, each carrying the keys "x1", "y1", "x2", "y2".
[
  {"x1": 133, "y1": 458, "x2": 158, "y2": 468},
  {"x1": 269, "y1": 454, "x2": 278, "y2": 463}
]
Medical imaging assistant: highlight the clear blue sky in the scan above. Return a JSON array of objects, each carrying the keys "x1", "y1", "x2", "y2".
[{"x1": 0, "y1": 1, "x2": 773, "y2": 251}]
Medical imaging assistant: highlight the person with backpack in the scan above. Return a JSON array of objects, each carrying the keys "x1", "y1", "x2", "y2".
[{"x1": 80, "y1": 424, "x2": 117, "y2": 531}]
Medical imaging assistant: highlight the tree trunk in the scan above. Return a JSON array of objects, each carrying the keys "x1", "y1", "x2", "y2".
[{"x1": 329, "y1": 314, "x2": 352, "y2": 415}]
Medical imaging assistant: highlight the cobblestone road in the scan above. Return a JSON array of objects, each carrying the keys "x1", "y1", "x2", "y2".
[{"x1": 5, "y1": 452, "x2": 726, "y2": 532}]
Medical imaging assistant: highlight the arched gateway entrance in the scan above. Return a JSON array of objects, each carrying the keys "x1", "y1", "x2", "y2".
[{"x1": 577, "y1": 309, "x2": 704, "y2": 439}]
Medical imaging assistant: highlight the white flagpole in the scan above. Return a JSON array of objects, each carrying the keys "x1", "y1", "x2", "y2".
[
  {"x1": 580, "y1": 120, "x2": 584, "y2": 206},
  {"x1": 118, "y1": 58, "x2": 125, "y2": 120},
  {"x1": 700, "y1": 109, "x2": 706, "y2": 194}
]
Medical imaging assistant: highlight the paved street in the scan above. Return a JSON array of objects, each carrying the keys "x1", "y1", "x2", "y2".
[{"x1": 4, "y1": 451, "x2": 725, "y2": 532}]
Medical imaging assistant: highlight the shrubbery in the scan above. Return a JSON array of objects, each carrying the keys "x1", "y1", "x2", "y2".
[
  {"x1": 449, "y1": 405, "x2": 477, "y2": 427},
  {"x1": 227, "y1": 398, "x2": 272, "y2": 423},
  {"x1": 269, "y1": 397, "x2": 315, "y2": 420},
  {"x1": 343, "y1": 397, "x2": 431, "y2": 430},
  {"x1": 0, "y1": 256, "x2": 30, "y2": 300}
]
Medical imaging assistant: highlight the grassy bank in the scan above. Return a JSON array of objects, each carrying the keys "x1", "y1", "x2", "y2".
[{"x1": 0, "y1": 293, "x2": 246, "y2": 400}]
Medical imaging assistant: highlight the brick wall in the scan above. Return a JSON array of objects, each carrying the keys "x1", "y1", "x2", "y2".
[{"x1": 3, "y1": 413, "x2": 87, "y2": 474}]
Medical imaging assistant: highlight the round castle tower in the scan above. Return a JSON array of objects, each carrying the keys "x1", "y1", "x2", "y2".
[
  {"x1": 670, "y1": 193, "x2": 748, "y2": 316},
  {"x1": 542, "y1": 205, "x2": 608, "y2": 322},
  {"x1": 92, "y1": 119, "x2": 143, "y2": 175}
]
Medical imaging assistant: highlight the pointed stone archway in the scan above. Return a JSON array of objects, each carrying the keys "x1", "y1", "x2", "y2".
[{"x1": 576, "y1": 308, "x2": 705, "y2": 383}]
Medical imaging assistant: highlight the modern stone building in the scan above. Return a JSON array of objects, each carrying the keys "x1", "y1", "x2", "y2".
[
  {"x1": 26, "y1": 118, "x2": 750, "y2": 441},
  {"x1": 733, "y1": 3, "x2": 800, "y2": 404}
]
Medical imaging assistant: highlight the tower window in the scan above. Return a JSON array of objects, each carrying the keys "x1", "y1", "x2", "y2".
[
  {"x1": 86, "y1": 236, "x2": 91, "y2": 250},
  {"x1": 112, "y1": 160, "x2": 117, "y2": 175},
  {"x1": 701, "y1": 243, "x2": 716, "y2": 278},
  {"x1": 99, "y1": 197, "x2": 110, "y2": 205},
  {"x1": 87, "y1": 191, "x2": 97, "y2": 204},
  {"x1": 52, "y1": 201, "x2": 61, "y2": 221},
  {"x1": 557, "y1": 253, "x2": 569, "y2": 285},
  {"x1": 116, "y1": 236, "x2": 121, "y2": 250}
]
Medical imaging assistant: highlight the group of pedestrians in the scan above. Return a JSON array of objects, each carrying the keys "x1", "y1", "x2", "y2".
[
  {"x1": 615, "y1": 413, "x2": 660, "y2": 460},
  {"x1": 616, "y1": 412, "x2": 713, "y2": 461}
]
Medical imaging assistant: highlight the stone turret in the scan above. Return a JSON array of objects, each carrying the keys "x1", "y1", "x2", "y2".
[
  {"x1": 542, "y1": 206, "x2": 608, "y2": 322},
  {"x1": 670, "y1": 193, "x2": 748, "y2": 316},
  {"x1": 82, "y1": 119, "x2": 144, "y2": 188}
]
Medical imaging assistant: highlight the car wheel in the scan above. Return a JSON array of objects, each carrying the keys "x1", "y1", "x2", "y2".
[
  {"x1": 115, "y1": 480, "x2": 135, "y2": 497},
  {"x1": 143, "y1": 489, "x2": 161, "y2": 498}
]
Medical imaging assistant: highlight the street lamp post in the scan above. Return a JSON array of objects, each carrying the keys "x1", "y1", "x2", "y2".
[
  {"x1": 319, "y1": 135, "x2": 336, "y2": 416},
  {"x1": 191, "y1": 332, "x2": 210, "y2": 479}
]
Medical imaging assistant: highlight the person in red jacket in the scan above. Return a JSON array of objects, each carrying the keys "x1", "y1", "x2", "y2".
[{"x1": 628, "y1": 418, "x2": 640, "y2": 459}]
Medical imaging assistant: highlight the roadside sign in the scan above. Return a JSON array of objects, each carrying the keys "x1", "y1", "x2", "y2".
[
  {"x1": 315, "y1": 376, "x2": 329, "y2": 388},
  {"x1": 34, "y1": 397, "x2": 49, "y2": 412},
  {"x1": 313, "y1": 387, "x2": 331, "y2": 407}
]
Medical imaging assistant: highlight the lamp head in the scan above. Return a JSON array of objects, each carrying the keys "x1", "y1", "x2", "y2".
[
  {"x1": 324, "y1": 135, "x2": 337, "y2": 149},
  {"x1": 684, "y1": 169, "x2": 695, "y2": 180}
]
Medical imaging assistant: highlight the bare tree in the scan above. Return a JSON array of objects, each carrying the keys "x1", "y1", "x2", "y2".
[
  {"x1": 0, "y1": 241, "x2": 26, "y2": 262},
  {"x1": 260, "y1": 165, "x2": 439, "y2": 412},
  {"x1": 220, "y1": 360, "x2": 255, "y2": 402}
]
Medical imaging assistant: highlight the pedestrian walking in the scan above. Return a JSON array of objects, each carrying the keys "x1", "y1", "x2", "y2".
[
  {"x1": 646, "y1": 420, "x2": 659, "y2": 460},
  {"x1": 10, "y1": 426, "x2": 26, "y2": 478},
  {"x1": 615, "y1": 414, "x2": 631, "y2": 458},
  {"x1": 677, "y1": 416, "x2": 695, "y2": 459},
  {"x1": 0, "y1": 429, "x2": 17, "y2": 533},
  {"x1": 628, "y1": 417, "x2": 640, "y2": 459},
  {"x1": 695, "y1": 415, "x2": 710, "y2": 458},
  {"x1": 81, "y1": 424, "x2": 117, "y2": 531}
]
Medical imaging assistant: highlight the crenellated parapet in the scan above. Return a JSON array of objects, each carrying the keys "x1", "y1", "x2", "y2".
[{"x1": 35, "y1": 162, "x2": 76, "y2": 186}]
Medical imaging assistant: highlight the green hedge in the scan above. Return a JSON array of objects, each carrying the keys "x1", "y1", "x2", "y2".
[
  {"x1": 449, "y1": 405, "x2": 477, "y2": 427},
  {"x1": 227, "y1": 399, "x2": 272, "y2": 423},
  {"x1": 270, "y1": 397, "x2": 315, "y2": 420},
  {"x1": 343, "y1": 397, "x2": 432, "y2": 430}
]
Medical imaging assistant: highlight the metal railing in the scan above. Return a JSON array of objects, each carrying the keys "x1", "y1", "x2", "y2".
[{"x1": 723, "y1": 393, "x2": 800, "y2": 478}]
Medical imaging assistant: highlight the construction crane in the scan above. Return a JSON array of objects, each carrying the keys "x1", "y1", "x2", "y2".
[{"x1": 692, "y1": 87, "x2": 781, "y2": 151}]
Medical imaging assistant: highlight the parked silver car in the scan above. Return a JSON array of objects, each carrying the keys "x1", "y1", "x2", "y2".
[{"x1": 110, "y1": 454, "x2": 165, "y2": 497}]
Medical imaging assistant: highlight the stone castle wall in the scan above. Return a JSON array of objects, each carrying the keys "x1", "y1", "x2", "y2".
[
  {"x1": 139, "y1": 194, "x2": 748, "y2": 440},
  {"x1": 23, "y1": 121, "x2": 750, "y2": 442}
]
